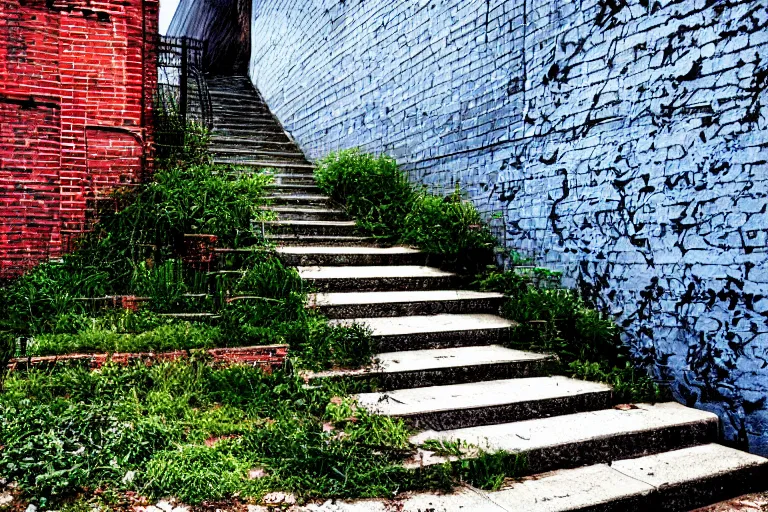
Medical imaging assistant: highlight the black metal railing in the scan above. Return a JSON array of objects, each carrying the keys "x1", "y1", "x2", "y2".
[{"x1": 156, "y1": 36, "x2": 212, "y2": 130}]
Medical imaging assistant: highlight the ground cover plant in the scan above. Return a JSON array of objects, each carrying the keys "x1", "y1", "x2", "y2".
[
  {"x1": 317, "y1": 148, "x2": 665, "y2": 403},
  {"x1": 0, "y1": 360, "x2": 525, "y2": 508}
]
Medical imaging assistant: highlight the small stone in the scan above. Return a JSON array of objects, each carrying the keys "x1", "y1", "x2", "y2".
[
  {"x1": 247, "y1": 467, "x2": 268, "y2": 480},
  {"x1": 246, "y1": 506, "x2": 269, "y2": 512},
  {"x1": 155, "y1": 502, "x2": 174, "y2": 512},
  {"x1": 261, "y1": 492, "x2": 297, "y2": 506},
  {"x1": 122, "y1": 471, "x2": 136, "y2": 484},
  {"x1": 26, "y1": 505, "x2": 37, "y2": 512},
  {"x1": 0, "y1": 493, "x2": 13, "y2": 508}
]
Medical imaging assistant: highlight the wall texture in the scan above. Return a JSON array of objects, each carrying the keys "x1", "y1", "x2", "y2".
[
  {"x1": 168, "y1": 0, "x2": 250, "y2": 74},
  {"x1": 0, "y1": 0, "x2": 158, "y2": 279},
  {"x1": 244, "y1": 0, "x2": 768, "y2": 454}
]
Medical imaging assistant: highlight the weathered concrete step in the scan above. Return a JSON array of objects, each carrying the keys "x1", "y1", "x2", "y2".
[
  {"x1": 410, "y1": 402, "x2": 719, "y2": 474},
  {"x1": 297, "y1": 265, "x2": 458, "y2": 292},
  {"x1": 311, "y1": 345, "x2": 555, "y2": 390},
  {"x1": 208, "y1": 142, "x2": 298, "y2": 153},
  {"x1": 267, "y1": 234, "x2": 382, "y2": 247},
  {"x1": 336, "y1": 444, "x2": 768, "y2": 512},
  {"x1": 309, "y1": 290, "x2": 505, "y2": 318},
  {"x1": 214, "y1": 160, "x2": 314, "y2": 171},
  {"x1": 266, "y1": 183, "x2": 322, "y2": 195},
  {"x1": 333, "y1": 313, "x2": 515, "y2": 352},
  {"x1": 211, "y1": 147, "x2": 306, "y2": 159},
  {"x1": 210, "y1": 135, "x2": 293, "y2": 145},
  {"x1": 264, "y1": 220, "x2": 358, "y2": 237},
  {"x1": 266, "y1": 207, "x2": 345, "y2": 222},
  {"x1": 277, "y1": 246, "x2": 425, "y2": 266},
  {"x1": 269, "y1": 174, "x2": 318, "y2": 186},
  {"x1": 267, "y1": 195, "x2": 330, "y2": 208},
  {"x1": 356, "y1": 376, "x2": 612, "y2": 430}
]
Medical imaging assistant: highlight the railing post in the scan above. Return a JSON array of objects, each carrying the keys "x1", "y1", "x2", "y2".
[{"x1": 180, "y1": 37, "x2": 188, "y2": 125}]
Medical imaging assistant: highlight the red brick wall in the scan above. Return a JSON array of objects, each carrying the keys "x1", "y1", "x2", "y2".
[{"x1": 0, "y1": 0, "x2": 158, "y2": 278}]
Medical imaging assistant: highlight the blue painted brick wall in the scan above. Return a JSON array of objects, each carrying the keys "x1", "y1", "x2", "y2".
[{"x1": 245, "y1": 0, "x2": 768, "y2": 454}]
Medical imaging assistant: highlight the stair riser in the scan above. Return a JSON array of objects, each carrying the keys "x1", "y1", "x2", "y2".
[
  {"x1": 266, "y1": 186, "x2": 322, "y2": 195},
  {"x1": 209, "y1": 145, "x2": 300, "y2": 154},
  {"x1": 281, "y1": 253, "x2": 426, "y2": 267},
  {"x1": 266, "y1": 224, "x2": 358, "y2": 237},
  {"x1": 647, "y1": 464, "x2": 768, "y2": 512},
  {"x1": 217, "y1": 161, "x2": 314, "y2": 171},
  {"x1": 274, "y1": 211, "x2": 347, "y2": 222},
  {"x1": 212, "y1": 131, "x2": 289, "y2": 140},
  {"x1": 304, "y1": 276, "x2": 460, "y2": 293},
  {"x1": 315, "y1": 297, "x2": 503, "y2": 319},
  {"x1": 520, "y1": 420, "x2": 719, "y2": 477},
  {"x1": 272, "y1": 176, "x2": 317, "y2": 186},
  {"x1": 371, "y1": 359, "x2": 558, "y2": 391},
  {"x1": 268, "y1": 197, "x2": 332, "y2": 207},
  {"x1": 399, "y1": 391, "x2": 612, "y2": 431},
  {"x1": 215, "y1": 157, "x2": 311, "y2": 166},
  {"x1": 275, "y1": 212, "x2": 347, "y2": 222},
  {"x1": 377, "y1": 327, "x2": 513, "y2": 352},
  {"x1": 269, "y1": 237, "x2": 382, "y2": 247}
]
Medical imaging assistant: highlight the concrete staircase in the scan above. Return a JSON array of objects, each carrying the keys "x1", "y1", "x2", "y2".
[{"x1": 206, "y1": 75, "x2": 768, "y2": 511}]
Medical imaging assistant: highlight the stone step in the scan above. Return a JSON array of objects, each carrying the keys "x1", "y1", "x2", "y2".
[
  {"x1": 297, "y1": 265, "x2": 459, "y2": 292},
  {"x1": 264, "y1": 220, "x2": 358, "y2": 237},
  {"x1": 309, "y1": 290, "x2": 505, "y2": 318},
  {"x1": 211, "y1": 127, "x2": 287, "y2": 136},
  {"x1": 266, "y1": 206, "x2": 345, "y2": 222},
  {"x1": 332, "y1": 313, "x2": 516, "y2": 352},
  {"x1": 410, "y1": 402, "x2": 719, "y2": 474},
  {"x1": 277, "y1": 246, "x2": 425, "y2": 266},
  {"x1": 269, "y1": 174, "x2": 318, "y2": 186},
  {"x1": 267, "y1": 234, "x2": 382, "y2": 247},
  {"x1": 210, "y1": 135, "x2": 294, "y2": 146},
  {"x1": 267, "y1": 194, "x2": 333, "y2": 207},
  {"x1": 356, "y1": 376, "x2": 613, "y2": 430},
  {"x1": 214, "y1": 160, "x2": 315, "y2": 171},
  {"x1": 266, "y1": 183, "x2": 322, "y2": 195},
  {"x1": 311, "y1": 345, "x2": 556, "y2": 390},
  {"x1": 359, "y1": 444, "x2": 768, "y2": 512},
  {"x1": 211, "y1": 147, "x2": 306, "y2": 159}
]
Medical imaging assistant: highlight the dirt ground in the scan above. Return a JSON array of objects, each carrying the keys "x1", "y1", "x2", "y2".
[{"x1": 693, "y1": 493, "x2": 768, "y2": 511}]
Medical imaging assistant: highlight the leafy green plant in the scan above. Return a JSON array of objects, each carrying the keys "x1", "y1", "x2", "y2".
[
  {"x1": 315, "y1": 149, "x2": 495, "y2": 270},
  {"x1": 401, "y1": 188, "x2": 496, "y2": 269},
  {"x1": 154, "y1": 99, "x2": 211, "y2": 167}
]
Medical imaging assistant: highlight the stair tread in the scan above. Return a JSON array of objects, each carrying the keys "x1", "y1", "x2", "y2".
[
  {"x1": 311, "y1": 289, "x2": 503, "y2": 306},
  {"x1": 330, "y1": 313, "x2": 515, "y2": 336},
  {"x1": 278, "y1": 246, "x2": 418, "y2": 255},
  {"x1": 356, "y1": 376, "x2": 611, "y2": 417},
  {"x1": 267, "y1": 194, "x2": 330, "y2": 201},
  {"x1": 297, "y1": 265, "x2": 455, "y2": 280},
  {"x1": 266, "y1": 220, "x2": 356, "y2": 227},
  {"x1": 267, "y1": 207, "x2": 344, "y2": 214},
  {"x1": 389, "y1": 345, "x2": 550, "y2": 373},
  {"x1": 410, "y1": 402, "x2": 717, "y2": 455}
]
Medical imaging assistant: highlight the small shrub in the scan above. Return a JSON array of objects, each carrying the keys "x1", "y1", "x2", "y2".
[
  {"x1": 401, "y1": 189, "x2": 496, "y2": 270},
  {"x1": 315, "y1": 149, "x2": 415, "y2": 239},
  {"x1": 315, "y1": 149, "x2": 495, "y2": 270}
]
